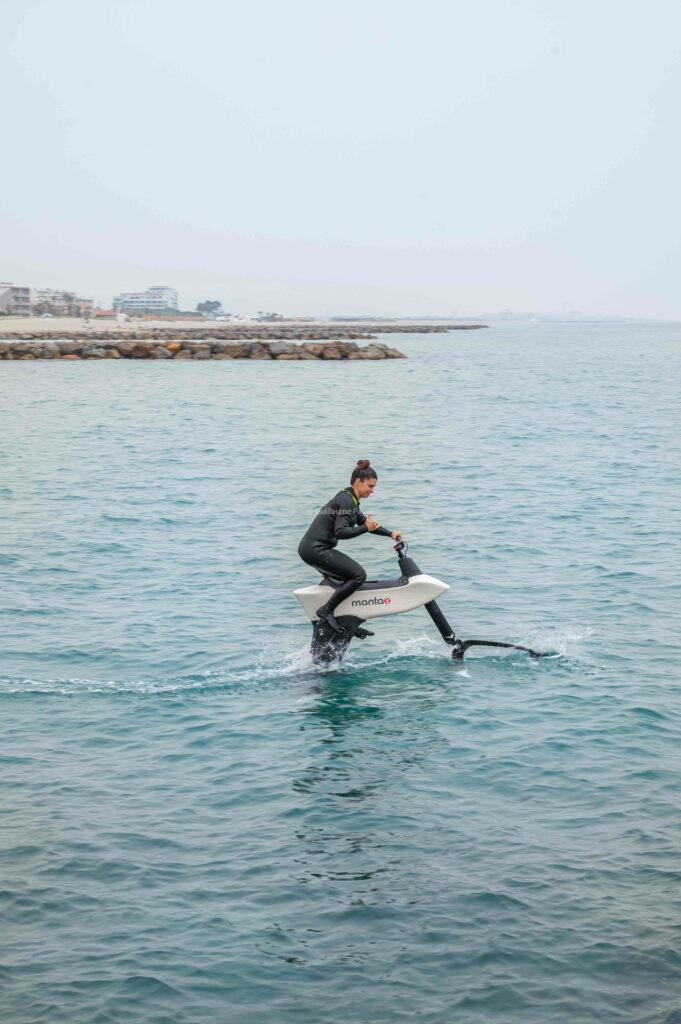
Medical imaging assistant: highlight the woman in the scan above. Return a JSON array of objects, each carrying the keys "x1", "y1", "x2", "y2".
[{"x1": 298, "y1": 459, "x2": 403, "y2": 632}]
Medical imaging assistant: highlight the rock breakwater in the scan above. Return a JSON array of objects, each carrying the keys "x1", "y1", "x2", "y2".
[
  {"x1": 0, "y1": 322, "x2": 488, "y2": 361},
  {"x1": 0, "y1": 338, "x2": 406, "y2": 361}
]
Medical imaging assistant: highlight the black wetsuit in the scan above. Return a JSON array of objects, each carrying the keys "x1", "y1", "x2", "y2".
[{"x1": 298, "y1": 488, "x2": 393, "y2": 613}]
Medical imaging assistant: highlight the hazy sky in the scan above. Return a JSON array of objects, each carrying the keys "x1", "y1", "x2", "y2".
[{"x1": 2, "y1": 0, "x2": 681, "y2": 317}]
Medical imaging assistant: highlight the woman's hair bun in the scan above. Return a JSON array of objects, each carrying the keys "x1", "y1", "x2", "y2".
[{"x1": 351, "y1": 458, "x2": 377, "y2": 483}]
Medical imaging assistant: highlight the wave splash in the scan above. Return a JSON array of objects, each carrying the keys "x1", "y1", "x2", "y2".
[{"x1": 0, "y1": 624, "x2": 586, "y2": 696}]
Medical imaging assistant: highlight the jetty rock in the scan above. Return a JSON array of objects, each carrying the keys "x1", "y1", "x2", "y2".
[
  {"x1": 0, "y1": 319, "x2": 490, "y2": 362},
  {"x1": 0, "y1": 336, "x2": 409, "y2": 361}
]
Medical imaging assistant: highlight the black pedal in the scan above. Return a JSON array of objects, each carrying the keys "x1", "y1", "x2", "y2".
[{"x1": 354, "y1": 627, "x2": 375, "y2": 640}]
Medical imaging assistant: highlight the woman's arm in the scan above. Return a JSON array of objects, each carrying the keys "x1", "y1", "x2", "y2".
[
  {"x1": 333, "y1": 495, "x2": 369, "y2": 540},
  {"x1": 334, "y1": 494, "x2": 402, "y2": 541},
  {"x1": 355, "y1": 511, "x2": 391, "y2": 535}
]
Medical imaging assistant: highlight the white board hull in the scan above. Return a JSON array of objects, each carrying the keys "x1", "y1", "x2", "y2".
[{"x1": 294, "y1": 573, "x2": 449, "y2": 621}]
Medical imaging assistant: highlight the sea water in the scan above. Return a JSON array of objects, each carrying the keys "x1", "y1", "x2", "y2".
[{"x1": 1, "y1": 322, "x2": 680, "y2": 1023}]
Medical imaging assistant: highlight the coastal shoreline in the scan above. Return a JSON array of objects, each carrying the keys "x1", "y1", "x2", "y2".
[{"x1": 0, "y1": 316, "x2": 488, "y2": 337}]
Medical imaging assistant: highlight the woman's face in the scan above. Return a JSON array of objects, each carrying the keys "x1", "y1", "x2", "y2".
[{"x1": 355, "y1": 476, "x2": 377, "y2": 499}]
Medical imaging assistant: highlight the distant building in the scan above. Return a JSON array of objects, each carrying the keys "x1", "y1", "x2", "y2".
[
  {"x1": 0, "y1": 283, "x2": 31, "y2": 316},
  {"x1": 113, "y1": 286, "x2": 179, "y2": 314},
  {"x1": 31, "y1": 289, "x2": 93, "y2": 316}
]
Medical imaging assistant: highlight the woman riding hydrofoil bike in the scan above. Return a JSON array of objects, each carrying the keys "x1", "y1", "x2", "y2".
[{"x1": 298, "y1": 459, "x2": 403, "y2": 632}]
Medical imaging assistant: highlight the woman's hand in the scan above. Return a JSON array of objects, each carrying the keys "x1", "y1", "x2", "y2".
[
  {"x1": 365, "y1": 515, "x2": 380, "y2": 531},
  {"x1": 391, "y1": 531, "x2": 403, "y2": 541}
]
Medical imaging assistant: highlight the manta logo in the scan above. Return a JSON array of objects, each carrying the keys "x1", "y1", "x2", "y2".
[{"x1": 351, "y1": 596, "x2": 392, "y2": 607}]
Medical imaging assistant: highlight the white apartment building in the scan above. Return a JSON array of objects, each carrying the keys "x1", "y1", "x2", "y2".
[
  {"x1": 113, "y1": 286, "x2": 179, "y2": 313},
  {"x1": 32, "y1": 289, "x2": 93, "y2": 316},
  {"x1": 0, "y1": 283, "x2": 31, "y2": 315}
]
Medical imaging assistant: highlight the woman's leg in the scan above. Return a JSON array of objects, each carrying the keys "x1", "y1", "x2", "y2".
[
  {"x1": 316, "y1": 548, "x2": 367, "y2": 612},
  {"x1": 299, "y1": 543, "x2": 367, "y2": 629}
]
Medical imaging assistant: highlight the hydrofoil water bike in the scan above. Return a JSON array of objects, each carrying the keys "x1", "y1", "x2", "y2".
[{"x1": 294, "y1": 540, "x2": 547, "y2": 664}]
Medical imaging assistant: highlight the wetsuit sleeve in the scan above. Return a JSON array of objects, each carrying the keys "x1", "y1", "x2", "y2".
[{"x1": 333, "y1": 495, "x2": 369, "y2": 540}]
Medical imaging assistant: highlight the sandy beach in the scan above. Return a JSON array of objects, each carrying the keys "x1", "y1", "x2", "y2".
[{"x1": 0, "y1": 316, "x2": 483, "y2": 336}]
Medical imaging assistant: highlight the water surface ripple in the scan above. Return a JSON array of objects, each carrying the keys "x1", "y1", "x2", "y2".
[{"x1": 2, "y1": 323, "x2": 680, "y2": 1023}]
